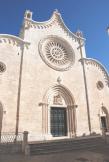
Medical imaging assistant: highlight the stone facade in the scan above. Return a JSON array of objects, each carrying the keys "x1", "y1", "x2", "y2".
[{"x1": 0, "y1": 10, "x2": 109, "y2": 141}]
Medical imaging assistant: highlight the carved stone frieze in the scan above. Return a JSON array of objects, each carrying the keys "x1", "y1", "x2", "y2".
[
  {"x1": 23, "y1": 10, "x2": 85, "y2": 43},
  {"x1": 0, "y1": 34, "x2": 30, "y2": 49},
  {"x1": 24, "y1": 14, "x2": 57, "y2": 30}
]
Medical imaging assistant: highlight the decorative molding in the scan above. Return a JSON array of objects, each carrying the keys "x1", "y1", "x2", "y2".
[
  {"x1": 42, "y1": 84, "x2": 76, "y2": 136},
  {"x1": 80, "y1": 58, "x2": 109, "y2": 87},
  {"x1": 23, "y1": 11, "x2": 57, "y2": 30},
  {"x1": 42, "y1": 84, "x2": 75, "y2": 106},
  {"x1": 0, "y1": 34, "x2": 30, "y2": 49},
  {"x1": 23, "y1": 10, "x2": 85, "y2": 43},
  {"x1": 55, "y1": 13, "x2": 85, "y2": 43},
  {"x1": 38, "y1": 102, "x2": 48, "y2": 106}
]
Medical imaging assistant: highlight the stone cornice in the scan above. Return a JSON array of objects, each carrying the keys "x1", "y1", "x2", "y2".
[
  {"x1": 23, "y1": 10, "x2": 85, "y2": 42},
  {"x1": 0, "y1": 34, "x2": 30, "y2": 48},
  {"x1": 80, "y1": 58, "x2": 109, "y2": 87}
]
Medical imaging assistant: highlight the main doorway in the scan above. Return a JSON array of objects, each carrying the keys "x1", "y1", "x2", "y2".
[{"x1": 50, "y1": 107, "x2": 67, "y2": 137}]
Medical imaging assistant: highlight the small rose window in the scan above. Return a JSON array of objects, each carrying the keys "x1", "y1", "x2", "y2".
[
  {"x1": 0, "y1": 62, "x2": 6, "y2": 73},
  {"x1": 97, "y1": 81, "x2": 104, "y2": 90}
]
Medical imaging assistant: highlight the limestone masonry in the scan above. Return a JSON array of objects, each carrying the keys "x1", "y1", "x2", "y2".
[{"x1": 0, "y1": 10, "x2": 109, "y2": 141}]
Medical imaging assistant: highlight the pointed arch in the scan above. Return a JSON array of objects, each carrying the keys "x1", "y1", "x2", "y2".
[
  {"x1": 41, "y1": 84, "x2": 77, "y2": 138},
  {"x1": 99, "y1": 106, "x2": 109, "y2": 132},
  {"x1": 43, "y1": 84, "x2": 75, "y2": 106}
]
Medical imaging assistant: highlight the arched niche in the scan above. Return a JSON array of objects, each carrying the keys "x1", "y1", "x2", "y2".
[{"x1": 99, "y1": 106, "x2": 109, "y2": 133}]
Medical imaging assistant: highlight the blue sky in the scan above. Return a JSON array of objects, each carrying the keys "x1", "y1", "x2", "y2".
[{"x1": 0, "y1": 0, "x2": 109, "y2": 71}]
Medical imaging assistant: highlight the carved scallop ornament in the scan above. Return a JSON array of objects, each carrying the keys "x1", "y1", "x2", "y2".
[
  {"x1": 38, "y1": 36, "x2": 75, "y2": 71},
  {"x1": 0, "y1": 62, "x2": 6, "y2": 73}
]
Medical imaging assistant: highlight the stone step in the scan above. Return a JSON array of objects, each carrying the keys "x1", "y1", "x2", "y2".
[
  {"x1": 30, "y1": 143, "x2": 104, "y2": 155},
  {"x1": 29, "y1": 136, "x2": 103, "y2": 148},
  {"x1": 30, "y1": 140, "x2": 105, "y2": 150},
  {"x1": 29, "y1": 136, "x2": 106, "y2": 155}
]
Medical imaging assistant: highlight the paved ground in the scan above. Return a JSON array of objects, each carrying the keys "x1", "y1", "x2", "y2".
[{"x1": 0, "y1": 148, "x2": 109, "y2": 162}]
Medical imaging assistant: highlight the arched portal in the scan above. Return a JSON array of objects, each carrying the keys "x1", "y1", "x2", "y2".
[
  {"x1": 99, "y1": 106, "x2": 109, "y2": 133},
  {"x1": 41, "y1": 84, "x2": 77, "y2": 138},
  {"x1": 0, "y1": 102, "x2": 3, "y2": 139}
]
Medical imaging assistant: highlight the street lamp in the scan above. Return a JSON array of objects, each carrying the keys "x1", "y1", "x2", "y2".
[{"x1": 106, "y1": 26, "x2": 109, "y2": 35}]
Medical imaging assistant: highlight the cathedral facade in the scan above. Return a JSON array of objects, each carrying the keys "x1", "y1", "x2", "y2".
[{"x1": 0, "y1": 10, "x2": 109, "y2": 141}]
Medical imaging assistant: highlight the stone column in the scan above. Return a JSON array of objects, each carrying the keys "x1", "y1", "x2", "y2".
[
  {"x1": 47, "y1": 106, "x2": 52, "y2": 139},
  {"x1": 72, "y1": 105, "x2": 78, "y2": 136},
  {"x1": 67, "y1": 106, "x2": 73, "y2": 138},
  {"x1": 67, "y1": 105, "x2": 77, "y2": 138},
  {"x1": 42, "y1": 103, "x2": 46, "y2": 135},
  {"x1": 70, "y1": 106, "x2": 74, "y2": 137},
  {"x1": 40, "y1": 103, "x2": 51, "y2": 140},
  {"x1": 66, "y1": 108, "x2": 70, "y2": 137}
]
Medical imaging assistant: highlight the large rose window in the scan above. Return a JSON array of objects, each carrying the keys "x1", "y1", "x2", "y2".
[{"x1": 38, "y1": 36, "x2": 75, "y2": 71}]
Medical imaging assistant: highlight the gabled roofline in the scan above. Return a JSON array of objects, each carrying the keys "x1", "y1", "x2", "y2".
[{"x1": 24, "y1": 10, "x2": 85, "y2": 41}]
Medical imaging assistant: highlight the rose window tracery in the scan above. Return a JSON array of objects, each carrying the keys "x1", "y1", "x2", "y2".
[
  {"x1": 39, "y1": 36, "x2": 75, "y2": 71},
  {"x1": 45, "y1": 41, "x2": 68, "y2": 65}
]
